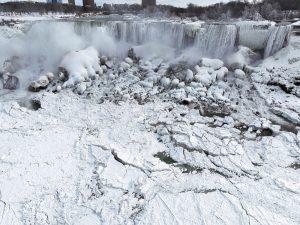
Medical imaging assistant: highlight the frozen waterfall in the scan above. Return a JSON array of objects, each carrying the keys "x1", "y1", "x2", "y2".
[
  {"x1": 101, "y1": 20, "x2": 291, "y2": 59},
  {"x1": 194, "y1": 24, "x2": 237, "y2": 58},
  {"x1": 264, "y1": 25, "x2": 292, "y2": 58}
]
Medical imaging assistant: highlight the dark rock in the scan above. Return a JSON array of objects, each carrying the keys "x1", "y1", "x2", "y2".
[
  {"x1": 105, "y1": 61, "x2": 113, "y2": 69},
  {"x1": 58, "y1": 67, "x2": 69, "y2": 81},
  {"x1": 3, "y1": 75, "x2": 19, "y2": 90},
  {"x1": 100, "y1": 56, "x2": 108, "y2": 65},
  {"x1": 199, "y1": 100, "x2": 232, "y2": 117},
  {"x1": 128, "y1": 48, "x2": 139, "y2": 62},
  {"x1": 166, "y1": 62, "x2": 191, "y2": 80},
  {"x1": 28, "y1": 76, "x2": 50, "y2": 92}
]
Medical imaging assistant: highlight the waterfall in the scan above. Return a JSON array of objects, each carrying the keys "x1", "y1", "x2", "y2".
[
  {"x1": 106, "y1": 21, "x2": 190, "y2": 48},
  {"x1": 24, "y1": 19, "x2": 291, "y2": 61},
  {"x1": 70, "y1": 19, "x2": 292, "y2": 59},
  {"x1": 105, "y1": 21, "x2": 238, "y2": 58},
  {"x1": 236, "y1": 21, "x2": 271, "y2": 50},
  {"x1": 194, "y1": 24, "x2": 237, "y2": 58},
  {"x1": 264, "y1": 25, "x2": 292, "y2": 58}
]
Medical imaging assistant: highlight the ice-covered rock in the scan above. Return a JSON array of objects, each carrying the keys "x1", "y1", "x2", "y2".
[
  {"x1": 141, "y1": 80, "x2": 154, "y2": 88},
  {"x1": 37, "y1": 75, "x2": 50, "y2": 87},
  {"x1": 120, "y1": 61, "x2": 131, "y2": 71},
  {"x1": 56, "y1": 85, "x2": 62, "y2": 92},
  {"x1": 122, "y1": 93, "x2": 130, "y2": 100},
  {"x1": 171, "y1": 78, "x2": 180, "y2": 87},
  {"x1": 216, "y1": 67, "x2": 229, "y2": 80},
  {"x1": 58, "y1": 71, "x2": 66, "y2": 81},
  {"x1": 125, "y1": 57, "x2": 133, "y2": 65},
  {"x1": 108, "y1": 73, "x2": 115, "y2": 80},
  {"x1": 76, "y1": 83, "x2": 87, "y2": 95},
  {"x1": 185, "y1": 69, "x2": 194, "y2": 82},
  {"x1": 46, "y1": 72, "x2": 55, "y2": 81},
  {"x1": 100, "y1": 56, "x2": 108, "y2": 65},
  {"x1": 97, "y1": 67, "x2": 104, "y2": 75},
  {"x1": 160, "y1": 77, "x2": 171, "y2": 88},
  {"x1": 201, "y1": 58, "x2": 224, "y2": 70},
  {"x1": 197, "y1": 73, "x2": 214, "y2": 87},
  {"x1": 193, "y1": 64, "x2": 226, "y2": 87},
  {"x1": 3, "y1": 75, "x2": 19, "y2": 90},
  {"x1": 234, "y1": 69, "x2": 246, "y2": 78},
  {"x1": 101, "y1": 65, "x2": 108, "y2": 73},
  {"x1": 28, "y1": 75, "x2": 50, "y2": 92},
  {"x1": 105, "y1": 60, "x2": 113, "y2": 69},
  {"x1": 178, "y1": 82, "x2": 185, "y2": 88}
]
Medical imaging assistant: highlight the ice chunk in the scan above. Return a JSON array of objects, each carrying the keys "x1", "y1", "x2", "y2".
[
  {"x1": 234, "y1": 69, "x2": 246, "y2": 78},
  {"x1": 160, "y1": 77, "x2": 171, "y2": 88},
  {"x1": 185, "y1": 69, "x2": 194, "y2": 82},
  {"x1": 201, "y1": 58, "x2": 224, "y2": 70}
]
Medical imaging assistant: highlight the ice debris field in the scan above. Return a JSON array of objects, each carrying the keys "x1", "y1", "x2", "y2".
[{"x1": 0, "y1": 14, "x2": 299, "y2": 225}]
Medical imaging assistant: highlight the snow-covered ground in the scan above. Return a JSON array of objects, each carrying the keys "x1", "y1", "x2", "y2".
[{"x1": 0, "y1": 15, "x2": 299, "y2": 225}]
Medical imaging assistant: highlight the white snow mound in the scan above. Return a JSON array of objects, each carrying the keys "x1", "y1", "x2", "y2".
[{"x1": 60, "y1": 47, "x2": 101, "y2": 88}]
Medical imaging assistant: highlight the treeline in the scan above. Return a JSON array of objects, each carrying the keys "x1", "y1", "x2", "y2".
[
  {"x1": 183, "y1": 0, "x2": 300, "y2": 20},
  {"x1": 0, "y1": 0, "x2": 299, "y2": 21},
  {"x1": 0, "y1": 2, "x2": 92, "y2": 14}
]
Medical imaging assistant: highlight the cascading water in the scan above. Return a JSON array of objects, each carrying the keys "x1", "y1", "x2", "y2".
[
  {"x1": 236, "y1": 21, "x2": 272, "y2": 50},
  {"x1": 101, "y1": 20, "x2": 291, "y2": 59},
  {"x1": 105, "y1": 21, "x2": 193, "y2": 48},
  {"x1": 194, "y1": 24, "x2": 237, "y2": 58},
  {"x1": 264, "y1": 25, "x2": 292, "y2": 58}
]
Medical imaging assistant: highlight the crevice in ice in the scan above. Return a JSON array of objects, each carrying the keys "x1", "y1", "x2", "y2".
[{"x1": 111, "y1": 150, "x2": 151, "y2": 176}]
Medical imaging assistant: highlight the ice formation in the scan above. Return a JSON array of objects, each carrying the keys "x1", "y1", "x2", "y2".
[
  {"x1": 75, "y1": 19, "x2": 292, "y2": 59},
  {"x1": 264, "y1": 25, "x2": 292, "y2": 58},
  {"x1": 0, "y1": 15, "x2": 299, "y2": 225},
  {"x1": 59, "y1": 47, "x2": 101, "y2": 87}
]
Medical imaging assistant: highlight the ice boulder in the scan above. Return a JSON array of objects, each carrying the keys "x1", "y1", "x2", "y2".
[
  {"x1": 201, "y1": 58, "x2": 224, "y2": 70},
  {"x1": 59, "y1": 47, "x2": 101, "y2": 88},
  {"x1": 215, "y1": 67, "x2": 229, "y2": 80},
  {"x1": 194, "y1": 64, "x2": 228, "y2": 87},
  {"x1": 185, "y1": 69, "x2": 194, "y2": 82},
  {"x1": 120, "y1": 61, "x2": 131, "y2": 71},
  {"x1": 28, "y1": 75, "x2": 50, "y2": 92},
  {"x1": 234, "y1": 69, "x2": 246, "y2": 78},
  {"x1": 194, "y1": 67, "x2": 215, "y2": 86},
  {"x1": 76, "y1": 82, "x2": 87, "y2": 95},
  {"x1": 171, "y1": 78, "x2": 180, "y2": 87},
  {"x1": 125, "y1": 57, "x2": 133, "y2": 65},
  {"x1": 160, "y1": 77, "x2": 171, "y2": 88}
]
